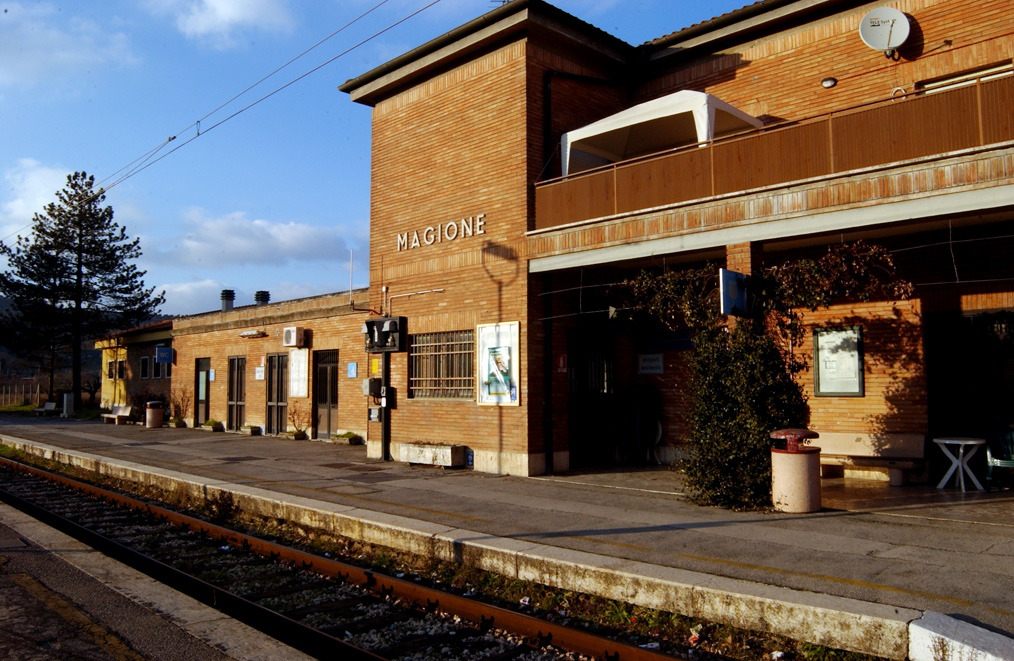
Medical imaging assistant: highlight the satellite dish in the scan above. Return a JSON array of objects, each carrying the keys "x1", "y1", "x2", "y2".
[{"x1": 859, "y1": 7, "x2": 910, "y2": 58}]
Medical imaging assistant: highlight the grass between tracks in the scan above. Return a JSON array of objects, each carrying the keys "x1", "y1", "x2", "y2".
[{"x1": 0, "y1": 443, "x2": 880, "y2": 661}]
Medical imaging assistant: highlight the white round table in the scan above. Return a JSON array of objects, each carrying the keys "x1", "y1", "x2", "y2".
[{"x1": 933, "y1": 437, "x2": 985, "y2": 492}]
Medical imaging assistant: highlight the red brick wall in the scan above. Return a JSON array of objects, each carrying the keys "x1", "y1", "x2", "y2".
[
  {"x1": 125, "y1": 340, "x2": 171, "y2": 407},
  {"x1": 172, "y1": 294, "x2": 369, "y2": 435},
  {"x1": 797, "y1": 299, "x2": 928, "y2": 438},
  {"x1": 641, "y1": 0, "x2": 1014, "y2": 123},
  {"x1": 367, "y1": 42, "x2": 532, "y2": 466},
  {"x1": 364, "y1": 36, "x2": 632, "y2": 472}
]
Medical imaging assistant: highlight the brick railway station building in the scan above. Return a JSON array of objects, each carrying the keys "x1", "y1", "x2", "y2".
[
  {"x1": 339, "y1": 0, "x2": 1014, "y2": 478},
  {"x1": 149, "y1": 0, "x2": 1012, "y2": 482}
]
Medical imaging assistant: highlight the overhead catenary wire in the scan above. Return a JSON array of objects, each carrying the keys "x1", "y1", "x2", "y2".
[
  {"x1": 102, "y1": 0, "x2": 443, "y2": 193},
  {"x1": 1, "y1": 0, "x2": 440, "y2": 248},
  {"x1": 95, "y1": 0, "x2": 396, "y2": 195}
]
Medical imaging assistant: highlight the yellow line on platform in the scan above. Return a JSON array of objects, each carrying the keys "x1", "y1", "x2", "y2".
[
  {"x1": 565, "y1": 535, "x2": 651, "y2": 551},
  {"x1": 14, "y1": 573, "x2": 146, "y2": 661}
]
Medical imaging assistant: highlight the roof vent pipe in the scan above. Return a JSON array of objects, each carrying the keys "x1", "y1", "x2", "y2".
[
  {"x1": 254, "y1": 290, "x2": 270, "y2": 306},
  {"x1": 220, "y1": 289, "x2": 235, "y2": 312}
]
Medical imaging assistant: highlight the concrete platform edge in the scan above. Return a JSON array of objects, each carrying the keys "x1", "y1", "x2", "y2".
[{"x1": 5, "y1": 433, "x2": 1002, "y2": 659}]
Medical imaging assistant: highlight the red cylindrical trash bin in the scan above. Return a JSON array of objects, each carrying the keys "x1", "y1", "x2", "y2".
[
  {"x1": 770, "y1": 428, "x2": 821, "y2": 513},
  {"x1": 146, "y1": 401, "x2": 163, "y2": 429}
]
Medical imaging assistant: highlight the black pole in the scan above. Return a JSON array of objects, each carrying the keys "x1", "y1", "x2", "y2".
[{"x1": 382, "y1": 351, "x2": 391, "y2": 461}]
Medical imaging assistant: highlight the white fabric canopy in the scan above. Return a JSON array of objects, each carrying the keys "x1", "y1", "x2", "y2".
[{"x1": 561, "y1": 90, "x2": 763, "y2": 175}]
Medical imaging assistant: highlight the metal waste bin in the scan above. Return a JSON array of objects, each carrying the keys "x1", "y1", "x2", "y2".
[{"x1": 146, "y1": 401, "x2": 163, "y2": 429}]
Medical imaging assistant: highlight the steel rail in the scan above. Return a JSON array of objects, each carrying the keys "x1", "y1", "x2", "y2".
[
  {"x1": 0, "y1": 456, "x2": 675, "y2": 660},
  {"x1": 0, "y1": 457, "x2": 384, "y2": 660}
]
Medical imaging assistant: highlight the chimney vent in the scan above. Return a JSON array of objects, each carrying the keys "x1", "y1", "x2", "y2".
[
  {"x1": 254, "y1": 290, "x2": 270, "y2": 306},
  {"x1": 220, "y1": 289, "x2": 235, "y2": 312}
]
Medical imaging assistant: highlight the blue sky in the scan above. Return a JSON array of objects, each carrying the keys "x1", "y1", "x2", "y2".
[{"x1": 0, "y1": 0, "x2": 748, "y2": 316}]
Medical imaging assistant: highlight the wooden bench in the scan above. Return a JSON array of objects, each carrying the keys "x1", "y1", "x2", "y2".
[
  {"x1": 101, "y1": 405, "x2": 132, "y2": 425},
  {"x1": 33, "y1": 402, "x2": 57, "y2": 416}
]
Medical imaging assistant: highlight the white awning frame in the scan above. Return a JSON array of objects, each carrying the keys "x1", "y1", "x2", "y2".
[{"x1": 561, "y1": 90, "x2": 763, "y2": 175}]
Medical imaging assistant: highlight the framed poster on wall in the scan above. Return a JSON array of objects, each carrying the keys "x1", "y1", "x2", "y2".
[
  {"x1": 476, "y1": 321, "x2": 520, "y2": 406},
  {"x1": 813, "y1": 326, "x2": 864, "y2": 397}
]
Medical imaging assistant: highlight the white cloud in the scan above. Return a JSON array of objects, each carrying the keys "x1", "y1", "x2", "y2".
[
  {"x1": 143, "y1": 0, "x2": 295, "y2": 48},
  {"x1": 0, "y1": 159, "x2": 68, "y2": 243},
  {"x1": 157, "y1": 278, "x2": 225, "y2": 316},
  {"x1": 0, "y1": 3, "x2": 135, "y2": 88},
  {"x1": 147, "y1": 208, "x2": 353, "y2": 269}
]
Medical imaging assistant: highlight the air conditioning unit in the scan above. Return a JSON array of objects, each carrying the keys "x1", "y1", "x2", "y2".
[{"x1": 282, "y1": 326, "x2": 304, "y2": 348}]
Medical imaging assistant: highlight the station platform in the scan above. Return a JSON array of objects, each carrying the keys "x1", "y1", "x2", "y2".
[{"x1": 2, "y1": 417, "x2": 1013, "y2": 659}]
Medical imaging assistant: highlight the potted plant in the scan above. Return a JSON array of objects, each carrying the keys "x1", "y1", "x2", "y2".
[
  {"x1": 170, "y1": 387, "x2": 192, "y2": 428},
  {"x1": 287, "y1": 401, "x2": 312, "y2": 441}
]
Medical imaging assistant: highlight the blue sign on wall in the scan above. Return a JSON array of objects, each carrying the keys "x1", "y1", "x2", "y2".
[{"x1": 155, "y1": 347, "x2": 174, "y2": 364}]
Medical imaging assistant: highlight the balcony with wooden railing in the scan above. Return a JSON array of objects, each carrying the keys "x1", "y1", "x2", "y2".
[{"x1": 534, "y1": 75, "x2": 1014, "y2": 232}]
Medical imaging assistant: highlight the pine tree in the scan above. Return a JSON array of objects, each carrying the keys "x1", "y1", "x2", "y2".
[{"x1": 0, "y1": 172, "x2": 165, "y2": 407}]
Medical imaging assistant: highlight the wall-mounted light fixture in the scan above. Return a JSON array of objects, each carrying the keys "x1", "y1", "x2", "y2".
[
  {"x1": 239, "y1": 330, "x2": 267, "y2": 338},
  {"x1": 821, "y1": 77, "x2": 838, "y2": 89}
]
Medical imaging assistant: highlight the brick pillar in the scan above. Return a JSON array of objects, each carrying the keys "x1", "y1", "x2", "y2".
[{"x1": 726, "y1": 242, "x2": 762, "y2": 276}]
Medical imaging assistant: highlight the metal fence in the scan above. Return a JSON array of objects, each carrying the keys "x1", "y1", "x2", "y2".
[{"x1": 0, "y1": 383, "x2": 41, "y2": 406}]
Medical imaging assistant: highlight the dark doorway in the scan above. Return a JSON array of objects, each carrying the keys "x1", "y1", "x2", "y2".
[
  {"x1": 227, "y1": 356, "x2": 246, "y2": 431},
  {"x1": 926, "y1": 310, "x2": 1014, "y2": 438},
  {"x1": 567, "y1": 325, "x2": 617, "y2": 467},
  {"x1": 195, "y1": 358, "x2": 211, "y2": 426},
  {"x1": 266, "y1": 353, "x2": 288, "y2": 435},
  {"x1": 314, "y1": 350, "x2": 340, "y2": 440}
]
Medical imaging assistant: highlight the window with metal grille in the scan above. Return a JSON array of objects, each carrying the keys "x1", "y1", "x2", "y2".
[{"x1": 408, "y1": 330, "x2": 474, "y2": 399}]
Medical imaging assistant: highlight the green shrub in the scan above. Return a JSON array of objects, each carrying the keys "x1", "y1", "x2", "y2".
[
  {"x1": 625, "y1": 241, "x2": 909, "y2": 509},
  {"x1": 681, "y1": 319, "x2": 808, "y2": 508}
]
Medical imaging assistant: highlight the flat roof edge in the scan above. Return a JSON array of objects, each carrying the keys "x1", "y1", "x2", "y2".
[
  {"x1": 339, "y1": 0, "x2": 633, "y2": 105},
  {"x1": 645, "y1": 0, "x2": 852, "y2": 61}
]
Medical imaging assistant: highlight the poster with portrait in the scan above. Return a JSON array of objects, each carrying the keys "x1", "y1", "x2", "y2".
[{"x1": 477, "y1": 321, "x2": 520, "y2": 406}]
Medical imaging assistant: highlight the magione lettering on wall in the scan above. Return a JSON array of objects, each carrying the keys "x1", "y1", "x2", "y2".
[{"x1": 396, "y1": 214, "x2": 486, "y2": 251}]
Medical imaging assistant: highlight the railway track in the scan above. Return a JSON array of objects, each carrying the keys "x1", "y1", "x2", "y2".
[{"x1": 0, "y1": 456, "x2": 679, "y2": 660}]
